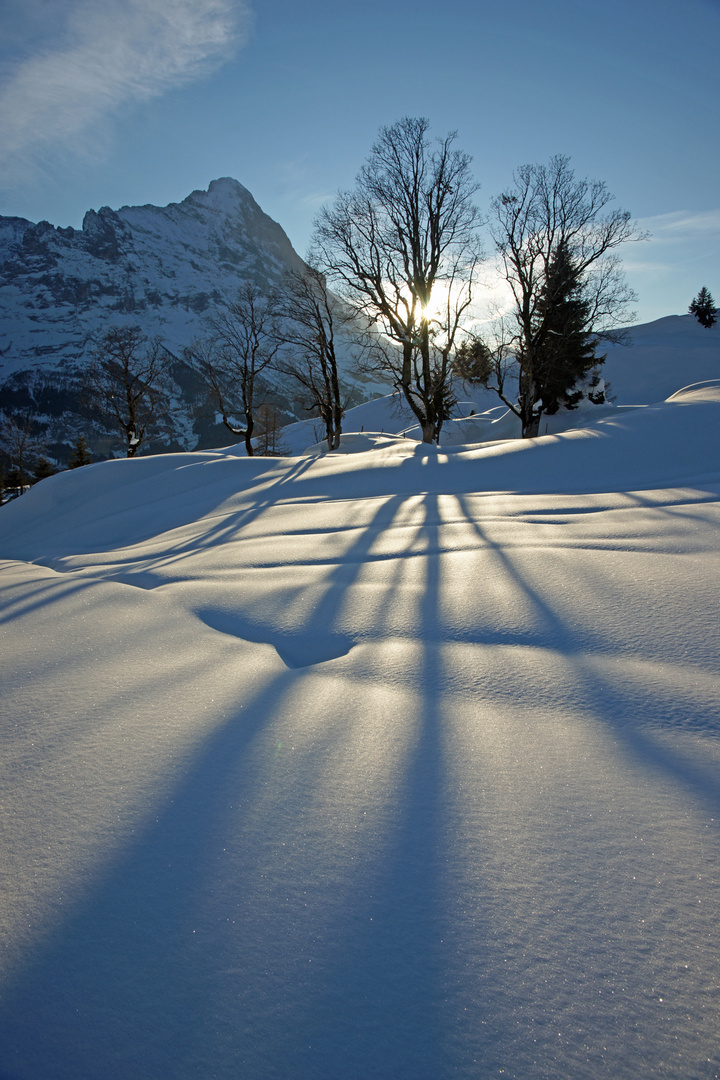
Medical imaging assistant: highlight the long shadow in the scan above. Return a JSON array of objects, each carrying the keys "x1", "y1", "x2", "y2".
[
  {"x1": 0, "y1": 651, "x2": 313, "y2": 1080},
  {"x1": 193, "y1": 492, "x2": 410, "y2": 667},
  {"x1": 5, "y1": 464, "x2": 716, "y2": 1079},
  {"x1": 66, "y1": 451, "x2": 435, "y2": 594},
  {"x1": 0, "y1": 564, "x2": 99, "y2": 626},
  {"x1": 257, "y1": 488, "x2": 461, "y2": 1079},
  {"x1": 0, "y1": 482, "x2": 462, "y2": 1079},
  {"x1": 453, "y1": 490, "x2": 720, "y2": 817},
  {"x1": 18, "y1": 454, "x2": 321, "y2": 582},
  {"x1": 620, "y1": 486, "x2": 720, "y2": 544}
]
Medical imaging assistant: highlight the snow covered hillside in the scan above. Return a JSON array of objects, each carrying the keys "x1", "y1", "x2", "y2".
[
  {"x1": 2, "y1": 167, "x2": 717, "y2": 462},
  {"x1": 1, "y1": 383, "x2": 720, "y2": 1079},
  {"x1": 603, "y1": 313, "x2": 720, "y2": 404}
]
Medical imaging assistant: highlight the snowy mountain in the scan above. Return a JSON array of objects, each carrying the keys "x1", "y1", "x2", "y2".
[
  {"x1": 0, "y1": 179, "x2": 348, "y2": 457},
  {"x1": 0, "y1": 177, "x2": 305, "y2": 379},
  {"x1": 1, "y1": 381, "x2": 719, "y2": 1079}
]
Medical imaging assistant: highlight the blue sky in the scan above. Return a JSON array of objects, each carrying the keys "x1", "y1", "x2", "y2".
[{"x1": 1, "y1": 0, "x2": 718, "y2": 323}]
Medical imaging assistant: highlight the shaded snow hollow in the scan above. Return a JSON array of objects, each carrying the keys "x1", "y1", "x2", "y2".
[{"x1": 1, "y1": 383, "x2": 720, "y2": 1080}]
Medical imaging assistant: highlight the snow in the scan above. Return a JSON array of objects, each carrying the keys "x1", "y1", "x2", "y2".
[
  {"x1": 602, "y1": 314, "x2": 720, "y2": 404},
  {"x1": 1, "y1": 377, "x2": 720, "y2": 1079}
]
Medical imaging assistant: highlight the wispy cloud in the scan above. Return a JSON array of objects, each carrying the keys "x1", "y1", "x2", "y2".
[
  {"x1": 636, "y1": 208, "x2": 720, "y2": 239},
  {"x1": 619, "y1": 208, "x2": 720, "y2": 274},
  {"x1": 0, "y1": 0, "x2": 251, "y2": 185}
]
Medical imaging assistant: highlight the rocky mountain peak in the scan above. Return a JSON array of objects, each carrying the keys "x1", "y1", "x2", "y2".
[
  {"x1": 0, "y1": 178, "x2": 307, "y2": 377},
  {"x1": 0, "y1": 179, "x2": 313, "y2": 457},
  {"x1": 194, "y1": 176, "x2": 254, "y2": 208}
]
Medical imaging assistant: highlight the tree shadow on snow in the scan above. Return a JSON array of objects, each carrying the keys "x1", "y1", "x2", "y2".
[
  {"x1": 453, "y1": 490, "x2": 720, "y2": 817},
  {"x1": 3, "y1": 467, "x2": 718, "y2": 1080},
  {"x1": 0, "y1": 485, "x2": 475, "y2": 1080}
]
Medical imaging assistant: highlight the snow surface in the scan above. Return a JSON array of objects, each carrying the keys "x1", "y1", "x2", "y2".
[
  {"x1": 603, "y1": 315, "x2": 720, "y2": 404},
  {"x1": 1, "y1": 382, "x2": 720, "y2": 1079}
]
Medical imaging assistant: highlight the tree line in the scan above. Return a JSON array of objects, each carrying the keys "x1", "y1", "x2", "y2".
[{"x1": 3, "y1": 117, "x2": 716, "y2": 492}]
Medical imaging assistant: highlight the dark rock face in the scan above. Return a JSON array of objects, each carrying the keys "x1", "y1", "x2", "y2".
[
  {"x1": 79, "y1": 208, "x2": 125, "y2": 261},
  {"x1": 0, "y1": 179, "x2": 310, "y2": 458}
]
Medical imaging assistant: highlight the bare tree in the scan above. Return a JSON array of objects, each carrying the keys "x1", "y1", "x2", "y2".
[
  {"x1": 490, "y1": 155, "x2": 646, "y2": 437},
  {"x1": 254, "y1": 403, "x2": 288, "y2": 456},
  {"x1": 189, "y1": 283, "x2": 281, "y2": 456},
  {"x1": 87, "y1": 326, "x2": 170, "y2": 456},
  {"x1": 312, "y1": 117, "x2": 483, "y2": 444},
  {"x1": 275, "y1": 267, "x2": 350, "y2": 451},
  {"x1": 0, "y1": 412, "x2": 44, "y2": 498}
]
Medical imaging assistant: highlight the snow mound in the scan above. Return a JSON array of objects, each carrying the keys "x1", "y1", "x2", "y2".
[
  {"x1": 2, "y1": 383, "x2": 720, "y2": 561},
  {"x1": 666, "y1": 378, "x2": 720, "y2": 401},
  {"x1": 1, "y1": 368, "x2": 719, "y2": 1080}
]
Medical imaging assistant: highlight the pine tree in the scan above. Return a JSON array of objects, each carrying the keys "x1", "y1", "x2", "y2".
[
  {"x1": 452, "y1": 337, "x2": 494, "y2": 384},
  {"x1": 68, "y1": 435, "x2": 93, "y2": 469},
  {"x1": 490, "y1": 156, "x2": 640, "y2": 437},
  {"x1": 689, "y1": 287, "x2": 717, "y2": 328},
  {"x1": 532, "y1": 241, "x2": 603, "y2": 415},
  {"x1": 32, "y1": 457, "x2": 56, "y2": 483}
]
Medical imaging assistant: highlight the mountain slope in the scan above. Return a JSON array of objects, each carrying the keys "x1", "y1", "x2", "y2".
[
  {"x1": 0, "y1": 177, "x2": 306, "y2": 379},
  {"x1": 2, "y1": 176, "x2": 718, "y2": 462},
  {"x1": 0, "y1": 179, "x2": 322, "y2": 456},
  {"x1": 602, "y1": 313, "x2": 720, "y2": 403}
]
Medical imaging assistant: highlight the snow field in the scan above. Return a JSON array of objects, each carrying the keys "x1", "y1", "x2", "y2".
[{"x1": 1, "y1": 385, "x2": 720, "y2": 1078}]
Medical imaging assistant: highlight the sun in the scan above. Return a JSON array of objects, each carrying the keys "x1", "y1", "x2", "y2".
[{"x1": 418, "y1": 283, "x2": 451, "y2": 325}]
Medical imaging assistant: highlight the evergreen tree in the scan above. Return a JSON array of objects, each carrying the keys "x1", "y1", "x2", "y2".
[
  {"x1": 490, "y1": 156, "x2": 642, "y2": 436},
  {"x1": 32, "y1": 457, "x2": 57, "y2": 483},
  {"x1": 452, "y1": 337, "x2": 494, "y2": 384},
  {"x1": 531, "y1": 240, "x2": 603, "y2": 415},
  {"x1": 689, "y1": 287, "x2": 717, "y2": 328},
  {"x1": 68, "y1": 435, "x2": 93, "y2": 469}
]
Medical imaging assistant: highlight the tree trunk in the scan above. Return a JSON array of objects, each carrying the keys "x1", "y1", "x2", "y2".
[{"x1": 244, "y1": 415, "x2": 255, "y2": 456}]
